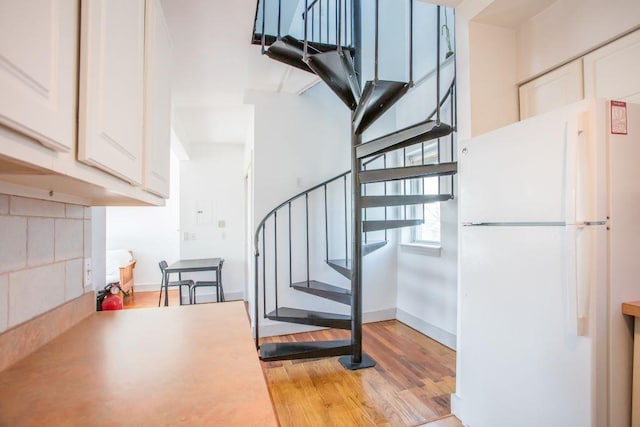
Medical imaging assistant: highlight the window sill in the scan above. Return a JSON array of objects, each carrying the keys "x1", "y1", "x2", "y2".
[{"x1": 399, "y1": 242, "x2": 442, "y2": 257}]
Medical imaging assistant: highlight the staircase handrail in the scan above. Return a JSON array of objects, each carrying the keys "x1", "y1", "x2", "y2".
[{"x1": 254, "y1": 169, "x2": 350, "y2": 257}]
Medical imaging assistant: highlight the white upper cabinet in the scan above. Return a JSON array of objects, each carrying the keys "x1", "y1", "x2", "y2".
[
  {"x1": 143, "y1": 0, "x2": 172, "y2": 198},
  {"x1": 0, "y1": 0, "x2": 78, "y2": 152},
  {"x1": 78, "y1": 0, "x2": 146, "y2": 185},
  {"x1": 519, "y1": 60, "x2": 584, "y2": 120},
  {"x1": 584, "y1": 29, "x2": 640, "y2": 104}
]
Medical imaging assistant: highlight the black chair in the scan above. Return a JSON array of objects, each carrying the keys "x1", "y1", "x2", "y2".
[
  {"x1": 158, "y1": 260, "x2": 194, "y2": 307},
  {"x1": 191, "y1": 259, "x2": 225, "y2": 304}
]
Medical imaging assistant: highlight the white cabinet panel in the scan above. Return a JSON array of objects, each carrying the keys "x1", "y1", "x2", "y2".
[
  {"x1": 0, "y1": 0, "x2": 78, "y2": 152},
  {"x1": 143, "y1": 0, "x2": 171, "y2": 198},
  {"x1": 519, "y1": 59, "x2": 584, "y2": 120},
  {"x1": 79, "y1": 0, "x2": 145, "y2": 185},
  {"x1": 584, "y1": 29, "x2": 640, "y2": 104}
]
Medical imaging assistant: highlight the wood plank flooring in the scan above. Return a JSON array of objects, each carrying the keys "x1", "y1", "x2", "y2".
[
  {"x1": 123, "y1": 290, "x2": 180, "y2": 309},
  {"x1": 123, "y1": 292, "x2": 457, "y2": 426},
  {"x1": 261, "y1": 321, "x2": 456, "y2": 427}
]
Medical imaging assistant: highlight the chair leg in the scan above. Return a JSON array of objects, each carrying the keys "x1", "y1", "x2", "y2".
[{"x1": 158, "y1": 283, "x2": 163, "y2": 307}]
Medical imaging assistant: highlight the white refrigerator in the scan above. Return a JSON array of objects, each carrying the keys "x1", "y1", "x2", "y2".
[{"x1": 456, "y1": 98, "x2": 640, "y2": 427}]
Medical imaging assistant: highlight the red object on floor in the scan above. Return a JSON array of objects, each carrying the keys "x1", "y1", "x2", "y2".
[{"x1": 101, "y1": 293, "x2": 123, "y2": 310}]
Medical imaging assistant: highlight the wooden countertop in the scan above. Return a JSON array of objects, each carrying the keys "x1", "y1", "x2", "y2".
[
  {"x1": 623, "y1": 301, "x2": 640, "y2": 318},
  {"x1": 0, "y1": 302, "x2": 278, "y2": 426}
]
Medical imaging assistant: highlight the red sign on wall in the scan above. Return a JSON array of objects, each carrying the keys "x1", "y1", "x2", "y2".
[{"x1": 611, "y1": 100, "x2": 628, "y2": 135}]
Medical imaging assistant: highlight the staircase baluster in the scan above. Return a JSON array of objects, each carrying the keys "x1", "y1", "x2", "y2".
[
  {"x1": 451, "y1": 84, "x2": 456, "y2": 197},
  {"x1": 383, "y1": 153, "x2": 388, "y2": 242},
  {"x1": 374, "y1": 0, "x2": 379, "y2": 81},
  {"x1": 436, "y1": 5, "x2": 441, "y2": 124},
  {"x1": 306, "y1": 193, "x2": 310, "y2": 285},
  {"x1": 326, "y1": 0, "x2": 329, "y2": 44},
  {"x1": 289, "y1": 202, "x2": 292, "y2": 287},
  {"x1": 274, "y1": 211, "x2": 278, "y2": 310},
  {"x1": 254, "y1": 250, "x2": 259, "y2": 349},
  {"x1": 363, "y1": 163, "x2": 367, "y2": 245},
  {"x1": 409, "y1": 0, "x2": 414, "y2": 85},
  {"x1": 260, "y1": 0, "x2": 266, "y2": 55},
  {"x1": 262, "y1": 224, "x2": 266, "y2": 318},
  {"x1": 337, "y1": 0, "x2": 342, "y2": 53},
  {"x1": 343, "y1": 175, "x2": 348, "y2": 261},
  {"x1": 343, "y1": 0, "x2": 347, "y2": 49},
  {"x1": 319, "y1": 0, "x2": 322, "y2": 43},
  {"x1": 324, "y1": 185, "x2": 329, "y2": 262},
  {"x1": 277, "y1": 0, "x2": 281, "y2": 39},
  {"x1": 303, "y1": 0, "x2": 309, "y2": 60},
  {"x1": 403, "y1": 148, "x2": 407, "y2": 220}
]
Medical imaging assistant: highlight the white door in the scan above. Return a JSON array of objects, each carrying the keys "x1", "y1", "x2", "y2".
[
  {"x1": 0, "y1": 0, "x2": 78, "y2": 152},
  {"x1": 458, "y1": 225, "x2": 595, "y2": 427},
  {"x1": 584, "y1": 29, "x2": 640, "y2": 104},
  {"x1": 78, "y1": 0, "x2": 145, "y2": 185},
  {"x1": 519, "y1": 59, "x2": 584, "y2": 120},
  {"x1": 143, "y1": 0, "x2": 172, "y2": 198}
]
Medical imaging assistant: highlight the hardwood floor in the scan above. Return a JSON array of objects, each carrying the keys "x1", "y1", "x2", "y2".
[
  {"x1": 122, "y1": 290, "x2": 180, "y2": 309},
  {"x1": 122, "y1": 292, "x2": 457, "y2": 426},
  {"x1": 261, "y1": 321, "x2": 456, "y2": 427}
]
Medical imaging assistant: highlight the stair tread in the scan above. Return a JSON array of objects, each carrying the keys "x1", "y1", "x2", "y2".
[
  {"x1": 327, "y1": 259, "x2": 352, "y2": 279},
  {"x1": 292, "y1": 280, "x2": 351, "y2": 305},
  {"x1": 307, "y1": 50, "x2": 360, "y2": 110},
  {"x1": 359, "y1": 162, "x2": 457, "y2": 184},
  {"x1": 363, "y1": 240, "x2": 388, "y2": 255},
  {"x1": 357, "y1": 120, "x2": 454, "y2": 159},
  {"x1": 292, "y1": 280, "x2": 350, "y2": 295},
  {"x1": 265, "y1": 35, "x2": 318, "y2": 74},
  {"x1": 361, "y1": 194, "x2": 452, "y2": 208},
  {"x1": 266, "y1": 307, "x2": 351, "y2": 329},
  {"x1": 363, "y1": 219, "x2": 423, "y2": 233},
  {"x1": 353, "y1": 80, "x2": 410, "y2": 134},
  {"x1": 259, "y1": 340, "x2": 352, "y2": 361}
]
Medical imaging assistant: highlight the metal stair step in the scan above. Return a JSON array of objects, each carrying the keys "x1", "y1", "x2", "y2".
[
  {"x1": 307, "y1": 50, "x2": 360, "y2": 110},
  {"x1": 359, "y1": 162, "x2": 457, "y2": 184},
  {"x1": 356, "y1": 120, "x2": 454, "y2": 159},
  {"x1": 361, "y1": 194, "x2": 452, "y2": 208},
  {"x1": 327, "y1": 259, "x2": 352, "y2": 279},
  {"x1": 265, "y1": 35, "x2": 319, "y2": 74},
  {"x1": 363, "y1": 240, "x2": 387, "y2": 255},
  {"x1": 259, "y1": 340, "x2": 352, "y2": 361},
  {"x1": 292, "y1": 280, "x2": 351, "y2": 305},
  {"x1": 266, "y1": 307, "x2": 351, "y2": 329},
  {"x1": 353, "y1": 80, "x2": 410, "y2": 134},
  {"x1": 363, "y1": 219, "x2": 423, "y2": 232}
]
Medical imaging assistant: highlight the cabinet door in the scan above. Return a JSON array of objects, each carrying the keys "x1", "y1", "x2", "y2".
[
  {"x1": 0, "y1": 0, "x2": 78, "y2": 152},
  {"x1": 143, "y1": 0, "x2": 172, "y2": 198},
  {"x1": 519, "y1": 59, "x2": 584, "y2": 120},
  {"x1": 584, "y1": 29, "x2": 640, "y2": 104},
  {"x1": 79, "y1": 0, "x2": 145, "y2": 185}
]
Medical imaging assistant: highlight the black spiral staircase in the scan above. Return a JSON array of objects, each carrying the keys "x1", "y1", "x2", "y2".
[{"x1": 252, "y1": 0, "x2": 457, "y2": 370}]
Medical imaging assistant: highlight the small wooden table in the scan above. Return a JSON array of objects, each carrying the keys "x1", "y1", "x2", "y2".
[
  {"x1": 163, "y1": 258, "x2": 223, "y2": 306},
  {"x1": 0, "y1": 302, "x2": 277, "y2": 426},
  {"x1": 622, "y1": 301, "x2": 640, "y2": 426}
]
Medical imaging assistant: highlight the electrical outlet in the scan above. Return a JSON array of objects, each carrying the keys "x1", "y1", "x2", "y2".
[{"x1": 84, "y1": 258, "x2": 92, "y2": 287}]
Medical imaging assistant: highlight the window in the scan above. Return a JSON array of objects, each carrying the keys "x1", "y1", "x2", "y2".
[{"x1": 404, "y1": 141, "x2": 441, "y2": 245}]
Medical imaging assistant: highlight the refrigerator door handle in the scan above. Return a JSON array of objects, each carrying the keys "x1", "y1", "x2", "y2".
[
  {"x1": 564, "y1": 119, "x2": 579, "y2": 225},
  {"x1": 566, "y1": 225, "x2": 590, "y2": 337}
]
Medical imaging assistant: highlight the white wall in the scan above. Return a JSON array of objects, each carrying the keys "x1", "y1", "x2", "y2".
[
  {"x1": 248, "y1": 84, "x2": 398, "y2": 336},
  {"x1": 105, "y1": 153, "x2": 181, "y2": 290},
  {"x1": 179, "y1": 143, "x2": 246, "y2": 301}
]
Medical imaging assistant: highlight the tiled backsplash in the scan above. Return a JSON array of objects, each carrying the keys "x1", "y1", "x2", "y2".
[{"x1": 0, "y1": 194, "x2": 92, "y2": 334}]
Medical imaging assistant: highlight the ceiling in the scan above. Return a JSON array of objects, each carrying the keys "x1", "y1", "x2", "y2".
[
  {"x1": 160, "y1": 0, "x2": 318, "y2": 147},
  {"x1": 473, "y1": 0, "x2": 557, "y2": 28},
  {"x1": 160, "y1": 0, "x2": 464, "y2": 147}
]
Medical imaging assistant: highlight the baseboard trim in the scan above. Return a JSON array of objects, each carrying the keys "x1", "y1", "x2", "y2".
[
  {"x1": 396, "y1": 308, "x2": 456, "y2": 350},
  {"x1": 0, "y1": 292, "x2": 95, "y2": 372}
]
